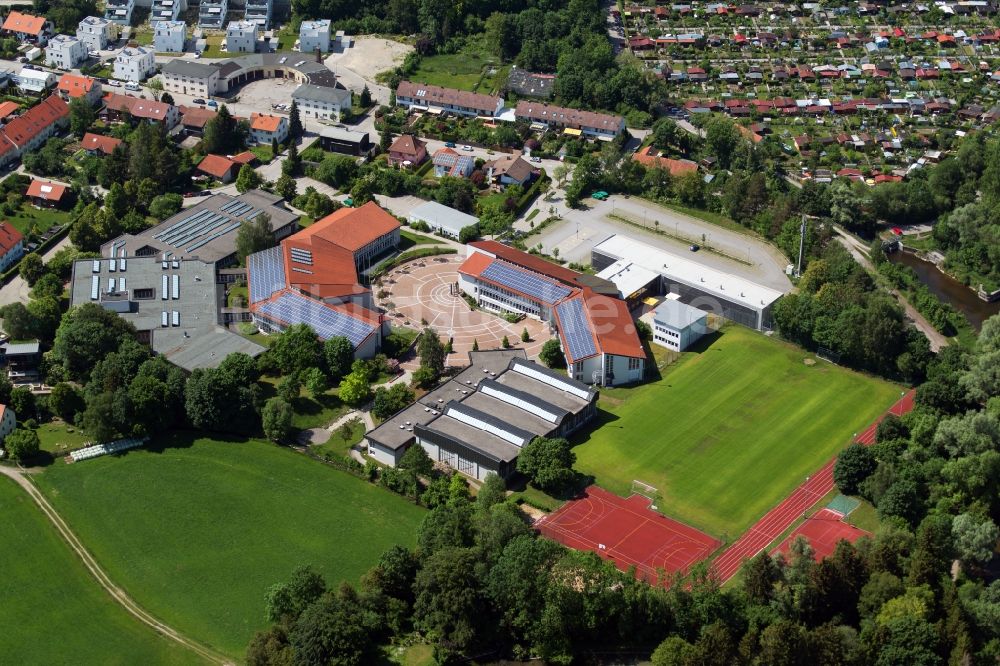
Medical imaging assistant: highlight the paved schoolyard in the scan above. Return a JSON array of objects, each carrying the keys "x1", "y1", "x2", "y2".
[{"x1": 375, "y1": 255, "x2": 553, "y2": 366}]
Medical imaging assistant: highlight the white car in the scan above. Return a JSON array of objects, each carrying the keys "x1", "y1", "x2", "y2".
[
  {"x1": 124, "y1": 81, "x2": 141, "y2": 91},
  {"x1": 107, "y1": 79, "x2": 122, "y2": 87},
  {"x1": 461, "y1": 145, "x2": 473, "y2": 152}
]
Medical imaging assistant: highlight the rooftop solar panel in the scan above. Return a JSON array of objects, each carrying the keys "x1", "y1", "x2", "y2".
[
  {"x1": 556, "y1": 298, "x2": 597, "y2": 360},
  {"x1": 481, "y1": 261, "x2": 572, "y2": 304},
  {"x1": 248, "y1": 246, "x2": 285, "y2": 303},
  {"x1": 185, "y1": 221, "x2": 242, "y2": 252},
  {"x1": 256, "y1": 291, "x2": 375, "y2": 346}
]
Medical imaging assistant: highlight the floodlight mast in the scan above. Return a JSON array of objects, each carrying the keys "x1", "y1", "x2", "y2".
[{"x1": 795, "y1": 215, "x2": 807, "y2": 278}]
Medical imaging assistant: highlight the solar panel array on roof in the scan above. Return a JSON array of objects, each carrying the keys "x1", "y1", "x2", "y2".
[
  {"x1": 481, "y1": 261, "x2": 572, "y2": 304},
  {"x1": 256, "y1": 291, "x2": 375, "y2": 346},
  {"x1": 248, "y1": 246, "x2": 285, "y2": 304},
  {"x1": 556, "y1": 298, "x2": 597, "y2": 360}
]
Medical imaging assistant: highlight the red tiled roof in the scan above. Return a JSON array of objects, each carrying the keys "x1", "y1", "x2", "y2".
[
  {"x1": 103, "y1": 93, "x2": 173, "y2": 122},
  {"x1": 467, "y1": 240, "x2": 585, "y2": 287},
  {"x1": 250, "y1": 113, "x2": 284, "y2": 132},
  {"x1": 81, "y1": 132, "x2": 121, "y2": 155},
  {"x1": 396, "y1": 80, "x2": 501, "y2": 115},
  {"x1": 387, "y1": 134, "x2": 425, "y2": 158},
  {"x1": 0, "y1": 101, "x2": 18, "y2": 119},
  {"x1": 633, "y1": 146, "x2": 699, "y2": 175},
  {"x1": 0, "y1": 222, "x2": 23, "y2": 255},
  {"x1": 305, "y1": 201, "x2": 401, "y2": 253},
  {"x1": 1, "y1": 95, "x2": 68, "y2": 149},
  {"x1": 178, "y1": 105, "x2": 216, "y2": 129},
  {"x1": 197, "y1": 154, "x2": 236, "y2": 179},
  {"x1": 57, "y1": 74, "x2": 97, "y2": 98},
  {"x1": 25, "y1": 179, "x2": 66, "y2": 202},
  {"x1": 2, "y1": 11, "x2": 46, "y2": 35},
  {"x1": 230, "y1": 151, "x2": 256, "y2": 164}
]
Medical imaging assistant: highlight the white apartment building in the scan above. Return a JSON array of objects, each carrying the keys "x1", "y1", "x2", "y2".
[
  {"x1": 160, "y1": 59, "x2": 219, "y2": 97},
  {"x1": 14, "y1": 68, "x2": 56, "y2": 93},
  {"x1": 291, "y1": 83, "x2": 351, "y2": 121},
  {"x1": 244, "y1": 0, "x2": 272, "y2": 30},
  {"x1": 154, "y1": 20, "x2": 186, "y2": 53},
  {"x1": 198, "y1": 0, "x2": 227, "y2": 29},
  {"x1": 114, "y1": 46, "x2": 155, "y2": 82},
  {"x1": 104, "y1": 0, "x2": 134, "y2": 25},
  {"x1": 76, "y1": 16, "x2": 115, "y2": 51},
  {"x1": 298, "y1": 19, "x2": 330, "y2": 53},
  {"x1": 225, "y1": 20, "x2": 257, "y2": 53},
  {"x1": 45, "y1": 34, "x2": 87, "y2": 69},
  {"x1": 150, "y1": 0, "x2": 182, "y2": 22}
]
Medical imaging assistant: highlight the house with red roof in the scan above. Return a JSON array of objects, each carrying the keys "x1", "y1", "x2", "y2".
[
  {"x1": 81, "y1": 132, "x2": 122, "y2": 156},
  {"x1": 25, "y1": 179, "x2": 67, "y2": 207},
  {"x1": 2, "y1": 11, "x2": 51, "y2": 44},
  {"x1": 197, "y1": 154, "x2": 239, "y2": 183},
  {"x1": 0, "y1": 222, "x2": 24, "y2": 271},
  {"x1": 0, "y1": 101, "x2": 18, "y2": 121},
  {"x1": 249, "y1": 113, "x2": 288, "y2": 145},
  {"x1": 387, "y1": 134, "x2": 427, "y2": 167},
  {"x1": 101, "y1": 92, "x2": 179, "y2": 129},
  {"x1": 0, "y1": 94, "x2": 69, "y2": 167},
  {"x1": 633, "y1": 146, "x2": 700, "y2": 174},
  {"x1": 57, "y1": 74, "x2": 102, "y2": 106}
]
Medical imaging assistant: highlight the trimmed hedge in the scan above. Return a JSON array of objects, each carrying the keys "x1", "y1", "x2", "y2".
[{"x1": 370, "y1": 246, "x2": 457, "y2": 279}]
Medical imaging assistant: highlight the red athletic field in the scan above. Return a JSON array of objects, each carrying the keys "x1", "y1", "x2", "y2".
[
  {"x1": 711, "y1": 389, "x2": 915, "y2": 583},
  {"x1": 771, "y1": 508, "x2": 872, "y2": 561},
  {"x1": 536, "y1": 485, "x2": 720, "y2": 584}
]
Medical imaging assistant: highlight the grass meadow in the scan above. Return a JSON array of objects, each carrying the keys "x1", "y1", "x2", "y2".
[
  {"x1": 0, "y1": 477, "x2": 202, "y2": 665},
  {"x1": 34, "y1": 434, "x2": 426, "y2": 658},
  {"x1": 573, "y1": 326, "x2": 901, "y2": 538}
]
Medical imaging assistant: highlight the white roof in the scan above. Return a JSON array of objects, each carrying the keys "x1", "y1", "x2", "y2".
[
  {"x1": 595, "y1": 258, "x2": 660, "y2": 299},
  {"x1": 654, "y1": 298, "x2": 708, "y2": 330},
  {"x1": 408, "y1": 200, "x2": 479, "y2": 235},
  {"x1": 593, "y1": 235, "x2": 786, "y2": 310},
  {"x1": 17, "y1": 69, "x2": 53, "y2": 82}
]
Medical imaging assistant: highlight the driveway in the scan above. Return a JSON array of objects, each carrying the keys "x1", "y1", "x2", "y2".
[{"x1": 0, "y1": 236, "x2": 71, "y2": 311}]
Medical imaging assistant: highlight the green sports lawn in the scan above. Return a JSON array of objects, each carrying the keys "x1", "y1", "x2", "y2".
[
  {"x1": 573, "y1": 326, "x2": 902, "y2": 538},
  {"x1": 0, "y1": 477, "x2": 201, "y2": 665},
  {"x1": 34, "y1": 434, "x2": 426, "y2": 659}
]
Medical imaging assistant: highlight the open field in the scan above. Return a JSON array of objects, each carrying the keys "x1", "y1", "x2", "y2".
[
  {"x1": 34, "y1": 434, "x2": 426, "y2": 658},
  {"x1": 0, "y1": 477, "x2": 201, "y2": 664},
  {"x1": 573, "y1": 326, "x2": 901, "y2": 538},
  {"x1": 407, "y1": 39, "x2": 503, "y2": 92},
  {"x1": 4, "y1": 203, "x2": 71, "y2": 236}
]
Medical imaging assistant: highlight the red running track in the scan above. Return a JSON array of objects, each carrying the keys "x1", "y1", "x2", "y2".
[
  {"x1": 711, "y1": 389, "x2": 915, "y2": 583},
  {"x1": 536, "y1": 485, "x2": 721, "y2": 585},
  {"x1": 771, "y1": 508, "x2": 872, "y2": 561}
]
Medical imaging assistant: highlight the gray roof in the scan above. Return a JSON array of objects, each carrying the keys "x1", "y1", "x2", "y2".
[
  {"x1": 407, "y1": 200, "x2": 479, "y2": 236},
  {"x1": 653, "y1": 298, "x2": 709, "y2": 330},
  {"x1": 420, "y1": 414, "x2": 522, "y2": 463},
  {"x1": 365, "y1": 401, "x2": 438, "y2": 451},
  {"x1": 68, "y1": 255, "x2": 264, "y2": 371},
  {"x1": 319, "y1": 125, "x2": 368, "y2": 143},
  {"x1": 291, "y1": 83, "x2": 351, "y2": 105},
  {"x1": 2, "y1": 341, "x2": 40, "y2": 355},
  {"x1": 161, "y1": 59, "x2": 221, "y2": 79},
  {"x1": 216, "y1": 53, "x2": 339, "y2": 88},
  {"x1": 102, "y1": 190, "x2": 298, "y2": 267}
]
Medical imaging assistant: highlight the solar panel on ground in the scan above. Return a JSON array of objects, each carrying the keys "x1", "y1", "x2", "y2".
[
  {"x1": 256, "y1": 291, "x2": 374, "y2": 345},
  {"x1": 248, "y1": 246, "x2": 286, "y2": 303},
  {"x1": 556, "y1": 298, "x2": 597, "y2": 360},
  {"x1": 481, "y1": 261, "x2": 572, "y2": 304}
]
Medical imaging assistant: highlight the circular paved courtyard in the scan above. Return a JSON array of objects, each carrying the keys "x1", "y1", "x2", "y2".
[{"x1": 376, "y1": 255, "x2": 554, "y2": 366}]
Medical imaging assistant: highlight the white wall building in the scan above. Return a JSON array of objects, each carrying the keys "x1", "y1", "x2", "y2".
[
  {"x1": 298, "y1": 19, "x2": 330, "y2": 53},
  {"x1": 154, "y1": 20, "x2": 186, "y2": 53},
  {"x1": 244, "y1": 0, "x2": 272, "y2": 30},
  {"x1": 408, "y1": 201, "x2": 478, "y2": 239},
  {"x1": 290, "y1": 83, "x2": 351, "y2": 121},
  {"x1": 76, "y1": 16, "x2": 114, "y2": 51},
  {"x1": 114, "y1": 46, "x2": 155, "y2": 82},
  {"x1": 150, "y1": 0, "x2": 182, "y2": 22},
  {"x1": 651, "y1": 297, "x2": 709, "y2": 351},
  {"x1": 103, "y1": 0, "x2": 134, "y2": 25},
  {"x1": 45, "y1": 34, "x2": 87, "y2": 69},
  {"x1": 0, "y1": 404, "x2": 16, "y2": 450},
  {"x1": 14, "y1": 68, "x2": 56, "y2": 92},
  {"x1": 160, "y1": 59, "x2": 219, "y2": 97},
  {"x1": 225, "y1": 20, "x2": 257, "y2": 53},
  {"x1": 198, "y1": 0, "x2": 227, "y2": 28}
]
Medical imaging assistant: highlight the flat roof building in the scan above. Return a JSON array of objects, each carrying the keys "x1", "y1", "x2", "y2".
[
  {"x1": 365, "y1": 351, "x2": 597, "y2": 480},
  {"x1": 68, "y1": 255, "x2": 265, "y2": 371},
  {"x1": 407, "y1": 201, "x2": 478, "y2": 239},
  {"x1": 651, "y1": 297, "x2": 709, "y2": 352},
  {"x1": 318, "y1": 125, "x2": 371, "y2": 156}
]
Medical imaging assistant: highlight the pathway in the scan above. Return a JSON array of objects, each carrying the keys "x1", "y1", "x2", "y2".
[
  {"x1": 0, "y1": 465, "x2": 230, "y2": 665},
  {"x1": 710, "y1": 389, "x2": 915, "y2": 583}
]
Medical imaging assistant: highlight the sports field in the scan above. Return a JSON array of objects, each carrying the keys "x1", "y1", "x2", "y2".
[
  {"x1": 0, "y1": 477, "x2": 200, "y2": 665},
  {"x1": 34, "y1": 435, "x2": 426, "y2": 658},
  {"x1": 573, "y1": 326, "x2": 901, "y2": 538}
]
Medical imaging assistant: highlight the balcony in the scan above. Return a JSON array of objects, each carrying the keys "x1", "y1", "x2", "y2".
[
  {"x1": 198, "y1": 0, "x2": 227, "y2": 28},
  {"x1": 243, "y1": 0, "x2": 271, "y2": 29}
]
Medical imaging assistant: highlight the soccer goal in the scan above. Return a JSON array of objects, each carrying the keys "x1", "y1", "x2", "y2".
[
  {"x1": 817, "y1": 346, "x2": 842, "y2": 364},
  {"x1": 630, "y1": 479, "x2": 660, "y2": 509}
]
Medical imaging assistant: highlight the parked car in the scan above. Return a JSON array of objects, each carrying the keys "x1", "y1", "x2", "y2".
[
  {"x1": 207, "y1": 100, "x2": 218, "y2": 108},
  {"x1": 461, "y1": 145, "x2": 473, "y2": 151},
  {"x1": 107, "y1": 79, "x2": 121, "y2": 87},
  {"x1": 530, "y1": 156, "x2": 542, "y2": 163},
  {"x1": 444, "y1": 141, "x2": 456, "y2": 148},
  {"x1": 193, "y1": 98, "x2": 206, "y2": 105},
  {"x1": 689, "y1": 244, "x2": 700, "y2": 252},
  {"x1": 125, "y1": 81, "x2": 141, "y2": 91}
]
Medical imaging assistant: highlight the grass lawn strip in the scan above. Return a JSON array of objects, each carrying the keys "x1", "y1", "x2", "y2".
[
  {"x1": 573, "y1": 326, "x2": 901, "y2": 538},
  {"x1": 34, "y1": 435, "x2": 425, "y2": 658},
  {"x1": 0, "y1": 476, "x2": 202, "y2": 665}
]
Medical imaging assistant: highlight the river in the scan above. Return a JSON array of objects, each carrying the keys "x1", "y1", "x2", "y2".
[{"x1": 889, "y1": 251, "x2": 1000, "y2": 331}]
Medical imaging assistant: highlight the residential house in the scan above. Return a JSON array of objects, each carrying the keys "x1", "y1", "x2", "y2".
[
  {"x1": 395, "y1": 81, "x2": 504, "y2": 118},
  {"x1": 0, "y1": 223, "x2": 23, "y2": 272},
  {"x1": 484, "y1": 154, "x2": 535, "y2": 189},
  {"x1": 2, "y1": 11, "x2": 51, "y2": 45},
  {"x1": 104, "y1": 0, "x2": 134, "y2": 25},
  {"x1": 154, "y1": 20, "x2": 186, "y2": 52},
  {"x1": 81, "y1": 132, "x2": 122, "y2": 155},
  {"x1": 290, "y1": 83, "x2": 351, "y2": 121},
  {"x1": 197, "y1": 154, "x2": 239, "y2": 183},
  {"x1": 513, "y1": 101, "x2": 625, "y2": 140},
  {"x1": 199, "y1": 0, "x2": 227, "y2": 28},
  {"x1": 102, "y1": 92, "x2": 179, "y2": 129},
  {"x1": 243, "y1": 0, "x2": 272, "y2": 30},
  {"x1": 0, "y1": 102, "x2": 18, "y2": 121},
  {"x1": 432, "y1": 147, "x2": 475, "y2": 178},
  {"x1": 0, "y1": 94, "x2": 69, "y2": 167},
  {"x1": 318, "y1": 126, "x2": 371, "y2": 156},
  {"x1": 57, "y1": 74, "x2": 102, "y2": 105},
  {"x1": 76, "y1": 16, "x2": 115, "y2": 51},
  {"x1": 25, "y1": 179, "x2": 67, "y2": 207},
  {"x1": 14, "y1": 68, "x2": 56, "y2": 93},
  {"x1": 386, "y1": 134, "x2": 426, "y2": 167},
  {"x1": 249, "y1": 113, "x2": 288, "y2": 145},
  {"x1": 150, "y1": 0, "x2": 181, "y2": 22},
  {"x1": 633, "y1": 146, "x2": 699, "y2": 175},
  {"x1": 160, "y1": 59, "x2": 220, "y2": 97},
  {"x1": 299, "y1": 19, "x2": 330, "y2": 53},
  {"x1": 225, "y1": 20, "x2": 257, "y2": 53},
  {"x1": 0, "y1": 404, "x2": 16, "y2": 448},
  {"x1": 45, "y1": 34, "x2": 87, "y2": 69},
  {"x1": 114, "y1": 46, "x2": 155, "y2": 82},
  {"x1": 177, "y1": 105, "x2": 216, "y2": 136}
]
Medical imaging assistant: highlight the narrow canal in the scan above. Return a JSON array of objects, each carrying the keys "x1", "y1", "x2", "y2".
[{"x1": 888, "y1": 251, "x2": 1000, "y2": 331}]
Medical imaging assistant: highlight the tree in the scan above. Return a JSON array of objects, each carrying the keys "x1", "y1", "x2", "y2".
[
  {"x1": 501, "y1": 335, "x2": 510, "y2": 349},
  {"x1": 834, "y1": 444, "x2": 877, "y2": 496},
  {"x1": 304, "y1": 367, "x2": 328, "y2": 399},
  {"x1": 521, "y1": 328, "x2": 530, "y2": 343},
  {"x1": 68, "y1": 96, "x2": 96, "y2": 138},
  {"x1": 288, "y1": 101, "x2": 303, "y2": 141},
  {"x1": 517, "y1": 436, "x2": 575, "y2": 493},
  {"x1": 324, "y1": 336, "x2": 354, "y2": 383},
  {"x1": 262, "y1": 397, "x2": 294, "y2": 443},
  {"x1": 4, "y1": 428, "x2": 39, "y2": 461},
  {"x1": 314, "y1": 155, "x2": 359, "y2": 188},
  {"x1": 399, "y1": 443, "x2": 434, "y2": 476},
  {"x1": 18, "y1": 252, "x2": 45, "y2": 286},
  {"x1": 235, "y1": 212, "x2": 275, "y2": 264},
  {"x1": 48, "y1": 382, "x2": 84, "y2": 422},
  {"x1": 148, "y1": 193, "x2": 183, "y2": 220},
  {"x1": 472, "y1": 338, "x2": 479, "y2": 352},
  {"x1": 10, "y1": 387, "x2": 35, "y2": 421},
  {"x1": 265, "y1": 564, "x2": 327, "y2": 623},
  {"x1": 417, "y1": 328, "x2": 446, "y2": 378},
  {"x1": 952, "y1": 513, "x2": 999, "y2": 566},
  {"x1": 413, "y1": 546, "x2": 484, "y2": 651},
  {"x1": 359, "y1": 84, "x2": 372, "y2": 107},
  {"x1": 269, "y1": 323, "x2": 322, "y2": 375},
  {"x1": 271, "y1": 136, "x2": 279, "y2": 159},
  {"x1": 538, "y1": 338, "x2": 565, "y2": 369},
  {"x1": 371, "y1": 382, "x2": 415, "y2": 419},
  {"x1": 236, "y1": 163, "x2": 263, "y2": 193},
  {"x1": 338, "y1": 367, "x2": 372, "y2": 406},
  {"x1": 275, "y1": 173, "x2": 297, "y2": 201},
  {"x1": 1, "y1": 302, "x2": 34, "y2": 340},
  {"x1": 185, "y1": 353, "x2": 261, "y2": 434},
  {"x1": 290, "y1": 588, "x2": 373, "y2": 666},
  {"x1": 277, "y1": 373, "x2": 301, "y2": 402},
  {"x1": 283, "y1": 141, "x2": 301, "y2": 177},
  {"x1": 202, "y1": 105, "x2": 244, "y2": 155},
  {"x1": 52, "y1": 303, "x2": 136, "y2": 380},
  {"x1": 379, "y1": 126, "x2": 392, "y2": 152},
  {"x1": 81, "y1": 391, "x2": 117, "y2": 442}
]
